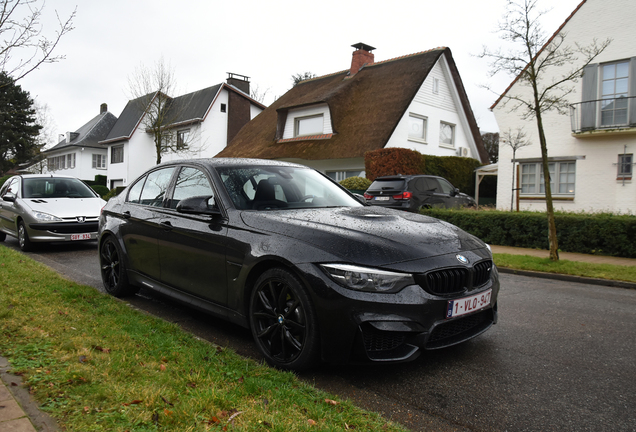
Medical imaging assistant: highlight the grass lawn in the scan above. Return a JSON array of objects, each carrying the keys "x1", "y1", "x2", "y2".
[
  {"x1": 0, "y1": 245, "x2": 405, "y2": 432},
  {"x1": 493, "y1": 254, "x2": 636, "y2": 283}
]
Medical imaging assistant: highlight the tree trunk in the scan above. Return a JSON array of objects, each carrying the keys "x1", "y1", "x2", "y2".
[{"x1": 535, "y1": 110, "x2": 559, "y2": 261}]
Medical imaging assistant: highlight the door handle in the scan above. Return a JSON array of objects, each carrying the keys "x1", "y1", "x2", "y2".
[
  {"x1": 160, "y1": 221, "x2": 173, "y2": 231},
  {"x1": 122, "y1": 211, "x2": 131, "y2": 219}
]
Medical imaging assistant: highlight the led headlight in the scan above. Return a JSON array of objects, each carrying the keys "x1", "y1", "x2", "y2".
[
  {"x1": 321, "y1": 264, "x2": 414, "y2": 293},
  {"x1": 32, "y1": 211, "x2": 63, "y2": 222}
]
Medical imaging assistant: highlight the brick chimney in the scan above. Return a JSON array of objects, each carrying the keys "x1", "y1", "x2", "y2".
[
  {"x1": 350, "y1": 43, "x2": 375, "y2": 76},
  {"x1": 226, "y1": 72, "x2": 250, "y2": 95},
  {"x1": 100, "y1": 103, "x2": 108, "y2": 114}
]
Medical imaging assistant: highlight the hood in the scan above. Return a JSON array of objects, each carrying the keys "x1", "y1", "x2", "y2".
[
  {"x1": 240, "y1": 206, "x2": 485, "y2": 266},
  {"x1": 21, "y1": 197, "x2": 106, "y2": 218}
]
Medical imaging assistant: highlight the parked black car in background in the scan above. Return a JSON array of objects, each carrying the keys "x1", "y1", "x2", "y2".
[
  {"x1": 99, "y1": 159, "x2": 498, "y2": 370},
  {"x1": 364, "y1": 174, "x2": 476, "y2": 212}
]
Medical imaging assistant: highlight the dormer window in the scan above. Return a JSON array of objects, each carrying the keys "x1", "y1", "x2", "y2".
[{"x1": 295, "y1": 114, "x2": 324, "y2": 137}]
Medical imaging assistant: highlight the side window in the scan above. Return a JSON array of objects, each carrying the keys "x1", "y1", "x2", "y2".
[
  {"x1": 170, "y1": 167, "x2": 214, "y2": 209},
  {"x1": 438, "y1": 178, "x2": 456, "y2": 195},
  {"x1": 139, "y1": 167, "x2": 175, "y2": 207},
  {"x1": 414, "y1": 178, "x2": 431, "y2": 193},
  {"x1": 127, "y1": 176, "x2": 146, "y2": 204}
]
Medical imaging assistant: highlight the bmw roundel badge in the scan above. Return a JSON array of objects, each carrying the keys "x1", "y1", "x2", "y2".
[{"x1": 456, "y1": 254, "x2": 469, "y2": 264}]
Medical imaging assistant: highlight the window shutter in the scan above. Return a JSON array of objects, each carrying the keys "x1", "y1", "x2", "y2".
[
  {"x1": 629, "y1": 57, "x2": 636, "y2": 126},
  {"x1": 580, "y1": 64, "x2": 598, "y2": 130}
]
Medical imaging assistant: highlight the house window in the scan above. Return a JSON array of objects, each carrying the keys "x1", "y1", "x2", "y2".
[
  {"x1": 66, "y1": 153, "x2": 75, "y2": 169},
  {"x1": 294, "y1": 114, "x2": 323, "y2": 137},
  {"x1": 111, "y1": 146, "x2": 124, "y2": 164},
  {"x1": 408, "y1": 114, "x2": 427, "y2": 142},
  {"x1": 432, "y1": 78, "x2": 440, "y2": 94},
  {"x1": 326, "y1": 170, "x2": 365, "y2": 182},
  {"x1": 220, "y1": 103, "x2": 227, "y2": 113},
  {"x1": 177, "y1": 130, "x2": 190, "y2": 149},
  {"x1": 618, "y1": 154, "x2": 633, "y2": 178},
  {"x1": 521, "y1": 162, "x2": 576, "y2": 195},
  {"x1": 92, "y1": 154, "x2": 106, "y2": 169},
  {"x1": 601, "y1": 61, "x2": 629, "y2": 126},
  {"x1": 439, "y1": 122, "x2": 455, "y2": 146}
]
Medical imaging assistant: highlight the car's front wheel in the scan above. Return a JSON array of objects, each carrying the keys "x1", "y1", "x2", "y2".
[
  {"x1": 249, "y1": 268, "x2": 320, "y2": 371},
  {"x1": 17, "y1": 221, "x2": 33, "y2": 251},
  {"x1": 100, "y1": 236, "x2": 138, "y2": 297}
]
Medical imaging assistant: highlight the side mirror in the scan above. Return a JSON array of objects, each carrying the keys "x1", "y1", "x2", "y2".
[
  {"x1": 352, "y1": 193, "x2": 367, "y2": 205},
  {"x1": 176, "y1": 195, "x2": 221, "y2": 215},
  {"x1": 451, "y1": 188, "x2": 459, "y2": 197},
  {"x1": 2, "y1": 195, "x2": 16, "y2": 202}
]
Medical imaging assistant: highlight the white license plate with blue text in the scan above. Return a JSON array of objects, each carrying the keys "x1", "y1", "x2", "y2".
[{"x1": 446, "y1": 289, "x2": 492, "y2": 319}]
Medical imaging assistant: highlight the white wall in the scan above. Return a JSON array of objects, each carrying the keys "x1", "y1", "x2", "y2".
[
  {"x1": 385, "y1": 55, "x2": 477, "y2": 160},
  {"x1": 494, "y1": 0, "x2": 636, "y2": 213},
  {"x1": 44, "y1": 148, "x2": 107, "y2": 181}
]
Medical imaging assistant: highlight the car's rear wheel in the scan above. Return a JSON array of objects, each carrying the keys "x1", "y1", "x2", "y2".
[
  {"x1": 100, "y1": 236, "x2": 138, "y2": 297},
  {"x1": 0, "y1": 231, "x2": 6, "y2": 242},
  {"x1": 249, "y1": 268, "x2": 320, "y2": 371},
  {"x1": 17, "y1": 221, "x2": 33, "y2": 251}
]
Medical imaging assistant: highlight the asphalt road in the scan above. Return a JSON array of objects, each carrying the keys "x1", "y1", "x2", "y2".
[{"x1": 3, "y1": 237, "x2": 635, "y2": 432}]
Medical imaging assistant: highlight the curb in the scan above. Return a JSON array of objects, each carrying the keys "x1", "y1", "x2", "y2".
[{"x1": 497, "y1": 267, "x2": 636, "y2": 290}]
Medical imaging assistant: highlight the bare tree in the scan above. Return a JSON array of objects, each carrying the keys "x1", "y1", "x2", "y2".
[
  {"x1": 0, "y1": 0, "x2": 76, "y2": 83},
  {"x1": 250, "y1": 84, "x2": 269, "y2": 104},
  {"x1": 481, "y1": 132, "x2": 499, "y2": 163},
  {"x1": 26, "y1": 101, "x2": 56, "y2": 173},
  {"x1": 501, "y1": 128, "x2": 531, "y2": 211},
  {"x1": 480, "y1": 0, "x2": 610, "y2": 261},
  {"x1": 128, "y1": 58, "x2": 195, "y2": 165}
]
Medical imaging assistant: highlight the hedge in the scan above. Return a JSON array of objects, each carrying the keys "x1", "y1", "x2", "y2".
[{"x1": 422, "y1": 208, "x2": 636, "y2": 258}]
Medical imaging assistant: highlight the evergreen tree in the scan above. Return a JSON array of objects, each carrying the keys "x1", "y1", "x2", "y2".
[{"x1": 0, "y1": 72, "x2": 42, "y2": 174}]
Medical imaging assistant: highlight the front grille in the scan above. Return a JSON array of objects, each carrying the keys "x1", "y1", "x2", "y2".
[
  {"x1": 30, "y1": 222, "x2": 98, "y2": 234},
  {"x1": 415, "y1": 260, "x2": 493, "y2": 296},
  {"x1": 427, "y1": 309, "x2": 493, "y2": 348},
  {"x1": 362, "y1": 329, "x2": 406, "y2": 352}
]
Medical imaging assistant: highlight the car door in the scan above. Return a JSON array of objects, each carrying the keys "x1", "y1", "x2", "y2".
[
  {"x1": 157, "y1": 166, "x2": 229, "y2": 305},
  {"x1": 118, "y1": 167, "x2": 176, "y2": 282},
  {"x1": 0, "y1": 178, "x2": 20, "y2": 235},
  {"x1": 435, "y1": 178, "x2": 463, "y2": 208}
]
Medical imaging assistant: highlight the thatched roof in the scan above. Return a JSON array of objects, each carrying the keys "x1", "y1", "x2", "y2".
[{"x1": 218, "y1": 47, "x2": 488, "y2": 163}]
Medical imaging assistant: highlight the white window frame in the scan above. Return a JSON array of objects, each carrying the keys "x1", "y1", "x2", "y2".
[
  {"x1": 92, "y1": 154, "x2": 106, "y2": 169},
  {"x1": 408, "y1": 113, "x2": 427, "y2": 143},
  {"x1": 176, "y1": 129, "x2": 190, "y2": 150},
  {"x1": 618, "y1": 153, "x2": 633, "y2": 179},
  {"x1": 294, "y1": 114, "x2": 324, "y2": 137},
  {"x1": 520, "y1": 162, "x2": 576, "y2": 196},
  {"x1": 439, "y1": 122, "x2": 455, "y2": 147},
  {"x1": 600, "y1": 60, "x2": 629, "y2": 127},
  {"x1": 111, "y1": 146, "x2": 124, "y2": 164}
]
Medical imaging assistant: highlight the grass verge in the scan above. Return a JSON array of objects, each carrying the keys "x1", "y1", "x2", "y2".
[
  {"x1": 493, "y1": 253, "x2": 636, "y2": 283},
  {"x1": 0, "y1": 245, "x2": 405, "y2": 431}
]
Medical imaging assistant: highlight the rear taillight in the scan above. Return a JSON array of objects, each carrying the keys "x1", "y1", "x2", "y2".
[
  {"x1": 393, "y1": 191, "x2": 413, "y2": 200},
  {"x1": 363, "y1": 193, "x2": 373, "y2": 199}
]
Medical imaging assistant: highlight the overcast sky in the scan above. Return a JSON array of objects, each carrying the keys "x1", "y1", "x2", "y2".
[{"x1": 18, "y1": 0, "x2": 584, "y2": 146}]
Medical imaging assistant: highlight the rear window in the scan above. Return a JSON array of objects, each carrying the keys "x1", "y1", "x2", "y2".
[{"x1": 367, "y1": 179, "x2": 406, "y2": 191}]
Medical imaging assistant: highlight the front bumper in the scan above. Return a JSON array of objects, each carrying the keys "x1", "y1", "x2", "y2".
[
  {"x1": 297, "y1": 254, "x2": 500, "y2": 365},
  {"x1": 27, "y1": 221, "x2": 99, "y2": 242}
]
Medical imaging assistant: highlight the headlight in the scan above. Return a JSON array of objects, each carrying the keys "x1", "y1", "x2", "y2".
[
  {"x1": 32, "y1": 211, "x2": 63, "y2": 222},
  {"x1": 321, "y1": 264, "x2": 415, "y2": 293}
]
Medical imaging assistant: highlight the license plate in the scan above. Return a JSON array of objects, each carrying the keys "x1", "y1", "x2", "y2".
[
  {"x1": 446, "y1": 289, "x2": 492, "y2": 319},
  {"x1": 375, "y1": 196, "x2": 390, "y2": 201},
  {"x1": 70, "y1": 233, "x2": 91, "y2": 241}
]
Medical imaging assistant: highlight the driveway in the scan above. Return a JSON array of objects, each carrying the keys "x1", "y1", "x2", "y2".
[{"x1": 3, "y1": 238, "x2": 636, "y2": 431}]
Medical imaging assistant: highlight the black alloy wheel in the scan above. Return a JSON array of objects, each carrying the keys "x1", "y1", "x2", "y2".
[
  {"x1": 17, "y1": 221, "x2": 33, "y2": 252},
  {"x1": 100, "y1": 236, "x2": 137, "y2": 297},
  {"x1": 249, "y1": 268, "x2": 320, "y2": 370}
]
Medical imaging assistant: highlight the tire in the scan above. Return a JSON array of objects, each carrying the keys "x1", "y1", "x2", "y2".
[
  {"x1": 0, "y1": 231, "x2": 6, "y2": 242},
  {"x1": 99, "y1": 236, "x2": 138, "y2": 297},
  {"x1": 249, "y1": 268, "x2": 320, "y2": 371},
  {"x1": 17, "y1": 221, "x2": 33, "y2": 252}
]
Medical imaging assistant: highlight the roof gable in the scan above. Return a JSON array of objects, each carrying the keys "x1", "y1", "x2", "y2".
[
  {"x1": 44, "y1": 111, "x2": 118, "y2": 153},
  {"x1": 219, "y1": 47, "x2": 488, "y2": 163}
]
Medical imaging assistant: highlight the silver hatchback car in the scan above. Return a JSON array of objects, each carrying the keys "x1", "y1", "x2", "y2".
[{"x1": 0, "y1": 174, "x2": 106, "y2": 251}]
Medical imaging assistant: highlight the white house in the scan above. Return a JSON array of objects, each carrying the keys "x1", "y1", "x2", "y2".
[
  {"x1": 217, "y1": 43, "x2": 489, "y2": 176},
  {"x1": 492, "y1": 0, "x2": 636, "y2": 213},
  {"x1": 38, "y1": 104, "x2": 117, "y2": 181},
  {"x1": 100, "y1": 74, "x2": 265, "y2": 189}
]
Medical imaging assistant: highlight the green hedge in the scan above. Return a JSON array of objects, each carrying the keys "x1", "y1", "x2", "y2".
[
  {"x1": 422, "y1": 208, "x2": 636, "y2": 258},
  {"x1": 91, "y1": 185, "x2": 110, "y2": 198}
]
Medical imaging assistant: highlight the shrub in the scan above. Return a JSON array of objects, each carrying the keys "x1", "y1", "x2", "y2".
[
  {"x1": 91, "y1": 185, "x2": 110, "y2": 198},
  {"x1": 339, "y1": 176, "x2": 371, "y2": 191},
  {"x1": 364, "y1": 148, "x2": 426, "y2": 181},
  {"x1": 422, "y1": 208, "x2": 636, "y2": 258},
  {"x1": 103, "y1": 187, "x2": 125, "y2": 201}
]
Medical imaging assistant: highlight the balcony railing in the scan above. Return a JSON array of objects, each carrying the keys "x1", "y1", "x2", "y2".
[{"x1": 570, "y1": 96, "x2": 636, "y2": 133}]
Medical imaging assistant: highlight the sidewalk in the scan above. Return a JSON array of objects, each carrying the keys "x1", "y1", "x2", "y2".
[{"x1": 1, "y1": 246, "x2": 634, "y2": 432}]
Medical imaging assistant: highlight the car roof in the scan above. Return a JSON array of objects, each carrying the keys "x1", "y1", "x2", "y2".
[
  {"x1": 373, "y1": 175, "x2": 442, "y2": 181},
  {"x1": 16, "y1": 174, "x2": 81, "y2": 180}
]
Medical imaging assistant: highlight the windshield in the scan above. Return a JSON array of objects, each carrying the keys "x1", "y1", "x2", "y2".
[
  {"x1": 216, "y1": 166, "x2": 363, "y2": 210},
  {"x1": 23, "y1": 177, "x2": 98, "y2": 199},
  {"x1": 367, "y1": 179, "x2": 406, "y2": 191}
]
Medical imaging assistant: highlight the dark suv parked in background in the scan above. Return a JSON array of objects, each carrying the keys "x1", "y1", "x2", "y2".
[{"x1": 364, "y1": 175, "x2": 476, "y2": 212}]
